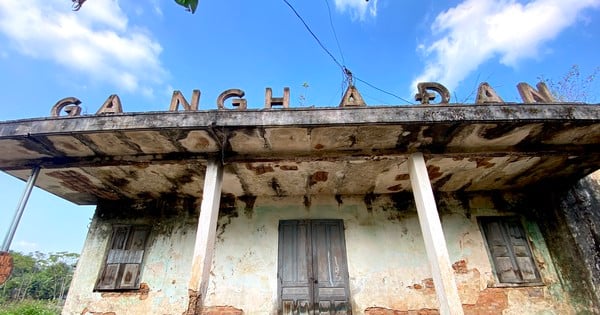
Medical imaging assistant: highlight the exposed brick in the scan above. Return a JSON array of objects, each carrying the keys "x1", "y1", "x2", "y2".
[
  {"x1": 452, "y1": 259, "x2": 469, "y2": 274},
  {"x1": 366, "y1": 287, "x2": 508, "y2": 315},
  {"x1": 365, "y1": 307, "x2": 439, "y2": 315},
  {"x1": 463, "y1": 288, "x2": 508, "y2": 315},
  {"x1": 201, "y1": 306, "x2": 243, "y2": 315},
  {"x1": 414, "y1": 310, "x2": 439, "y2": 315}
]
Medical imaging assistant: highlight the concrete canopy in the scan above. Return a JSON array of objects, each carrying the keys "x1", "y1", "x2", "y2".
[{"x1": 0, "y1": 104, "x2": 599, "y2": 205}]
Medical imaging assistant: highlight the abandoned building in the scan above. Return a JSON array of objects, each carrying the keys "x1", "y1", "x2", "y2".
[{"x1": 0, "y1": 82, "x2": 600, "y2": 314}]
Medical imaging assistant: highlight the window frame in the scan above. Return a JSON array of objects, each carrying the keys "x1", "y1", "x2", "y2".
[
  {"x1": 478, "y1": 216, "x2": 544, "y2": 287},
  {"x1": 94, "y1": 224, "x2": 151, "y2": 291}
]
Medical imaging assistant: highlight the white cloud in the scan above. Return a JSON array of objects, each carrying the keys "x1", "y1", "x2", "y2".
[
  {"x1": 334, "y1": 0, "x2": 378, "y2": 20},
  {"x1": 151, "y1": 0, "x2": 164, "y2": 17},
  {"x1": 15, "y1": 240, "x2": 39, "y2": 252},
  {"x1": 412, "y1": 0, "x2": 600, "y2": 92},
  {"x1": 0, "y1": 0, "x2": 167, "y2": 95}
]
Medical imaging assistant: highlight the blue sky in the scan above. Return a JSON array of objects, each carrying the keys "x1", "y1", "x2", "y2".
[{"x1": 0, "y1": 0, "x2": 599, "y2": 254}]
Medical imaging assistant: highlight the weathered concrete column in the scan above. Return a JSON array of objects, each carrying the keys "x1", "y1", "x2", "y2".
[
  {"x1": 408, "y1": 153, "x2": 464, "y2": 315},
  {"x1": 187, "y1": 159, "x2": 223, "y2": 313}
]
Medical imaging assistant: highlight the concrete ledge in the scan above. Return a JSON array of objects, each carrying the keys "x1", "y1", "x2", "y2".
[{"x1": 0, "y1": 104, "x2": 598, "y2": 138}]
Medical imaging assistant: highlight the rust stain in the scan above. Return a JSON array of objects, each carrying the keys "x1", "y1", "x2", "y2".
[
  {"x1": 46, "y1": 170, "x2": 119, "y2": 200},
  {"x1": 279, "y1": 165, "x2": 299, "y2": 171},
  {"x1": 426, "y1": 165, "x2": 444, "y2": 180},
  {"x1": 469, "y1": 157, "x2": 496, "y2": 169},
  {"x1": 423, "y1": 278, "x2": 435, "y2": 289},
  {"x1": 408, "y1": 278, "x2": 435, "y2": 294},
  {"x1": 387, "y1": 184, "x2": 403, "y2": 191},
  {"x1": 452, "y1": 259, "x2": 469, "y2": 274},
  {"x1": 395, "y1": 174, "x2": 410, "y2": 181},
  {"x1": 245, "y1": 163, "x2": 274, "y2": 175},
  {"x1": 314, "y1": 143, "x2": 324, "y2": 150},
  {"x1": 410, "y1": 283, "x2": 423, "y2": 290},
  {"x1": 309, "y1": 171, "x2": 329, "y2": 187},
  {"x1": 195, "y1": 137, "x2": 210, "y2": 149}
]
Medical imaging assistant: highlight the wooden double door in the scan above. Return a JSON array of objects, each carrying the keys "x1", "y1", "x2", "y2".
[{"x1": 278, "y1": 220, "x2": 352, "y2": 314}]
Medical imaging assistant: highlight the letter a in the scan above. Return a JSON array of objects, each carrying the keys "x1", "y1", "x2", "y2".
[
  {"x1": 476, "y1": 82, "x2": 504, "y2": 104},
  {"x1": 96, "y1": 94, "x2": 123, "y2": 115}
]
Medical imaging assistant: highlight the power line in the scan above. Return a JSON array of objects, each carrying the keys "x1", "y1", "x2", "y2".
[
  {"x1": 324, "y1": 0, "x2": 346, "y2": 66},
  {"x1": 354, "y1": 76, "x2": 415, "y2": 104},
  {"x1": 281, "y1": 0, "x2": 414, "y2": 105},
  {"x1": 281, "y1": 0, "x2": 344, "y2": 70}
]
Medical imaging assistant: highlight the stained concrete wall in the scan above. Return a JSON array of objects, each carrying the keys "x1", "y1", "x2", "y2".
[
  {"x1": 64, "y1": 191, "x2": 584, "y2": 314},
  {"x1": 63, "y1": 200, "x2": 199, "y2": 315},
  {"x1": 535, "y1": 170, "x2": 600, "y2": 313},
  {"x1": 205, "y1": 193, "x2": 576, "y2": 314}
]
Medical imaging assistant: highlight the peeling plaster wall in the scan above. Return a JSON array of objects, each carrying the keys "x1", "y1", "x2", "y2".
[
  {"x1": 205, "y1": 193, "x2": 576, "y2": 314},
  {"x1": 62, "y1": 190, "x2": 588, "y2": 314},
  {"x1": 63, "y1": 202, "x2": 199, "y2": 315}
]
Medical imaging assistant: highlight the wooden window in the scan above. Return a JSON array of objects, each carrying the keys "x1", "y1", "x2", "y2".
[
  {"x1": 479, "y1": 217, "x2": 542, "y2": 285},
  {"x1": 278, "y1": 219, "x2": 352, "y2": 314},
  {"x1": 95, "y1": 225, "x2": 150, "y2": 291}
]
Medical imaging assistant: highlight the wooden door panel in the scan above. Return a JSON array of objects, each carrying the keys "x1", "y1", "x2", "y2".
[
  {"x1": 279, "y1": 220, "x2": 351, "y2": 314},
  {"x1": 312, "y1": 220, "x2": 350, "y2": 312},
  {"x1": 279, "y1": 221, "x2": 312, "y2": 306}
]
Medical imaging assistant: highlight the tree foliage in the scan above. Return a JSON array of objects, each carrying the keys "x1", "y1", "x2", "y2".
[
  {"x1": 72, "y1": 0, "x2": 199, "y2": 14},
  {"x1": 0, "y1": 251, "x2": 78, "y2": 307},
  {"x1": 174, "y1": 0, "x2": 199, "y2": 14}
]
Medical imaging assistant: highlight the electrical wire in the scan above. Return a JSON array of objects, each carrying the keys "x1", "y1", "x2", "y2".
[
  {"x1": 281, "y1": 0, "x2": 344, "y2": 70},
  {"x1": 281, "y1": 0, "x2": 414, "y2": 105},
  {"x1": 354, "y1": 76, "x2": 415, "y2": 104},
  {"x1": 324, "y1": 0, "x2": 346, "y2": 66}
]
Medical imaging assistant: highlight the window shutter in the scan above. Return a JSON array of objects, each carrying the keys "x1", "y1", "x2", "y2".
[
  {"x1": 483, "y1": 221, "x2": 520, "y2": 283},
  {"x1": 119, "y1": 227, "x2": 149, "y2": 289},
  {"x1": 96, "y1": 225, "x2": 150, "y2": 291},
  {"x1": 505, "y1": 221, "x2": 539, "y2": 282},
  {"x1": 480, "y1": 218, "x2": 541, "y2": 284}
]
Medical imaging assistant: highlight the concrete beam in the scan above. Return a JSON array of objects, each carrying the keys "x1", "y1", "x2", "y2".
[
  {"x1": 1, "y1": 104, "x2": 598, "y2": 138},
  {"x1": 188, "y1": 159, "x2": 223, "y2": 311},
  {"x1": 408, "y1": 152, "x2": 464, "y2": 315}
]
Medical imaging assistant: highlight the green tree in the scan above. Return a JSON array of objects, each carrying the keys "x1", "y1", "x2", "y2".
[{"x1": 0, "y1": 251, "x2": 78, "y2": 305}]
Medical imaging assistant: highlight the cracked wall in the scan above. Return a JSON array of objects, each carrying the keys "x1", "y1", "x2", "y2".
[{"x1": 205, "y1": 192, "x2": 577, "y2": 314}]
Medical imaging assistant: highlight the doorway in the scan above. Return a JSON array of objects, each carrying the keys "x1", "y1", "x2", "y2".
[{"x1": 278, "y1": 219, "x2": 352, "y2": 314}]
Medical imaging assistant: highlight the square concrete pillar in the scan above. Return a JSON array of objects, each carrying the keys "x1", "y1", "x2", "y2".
[
  {"x1": 408, "y1": 152, "x2": 464, "y2": 315},
  {"x1": 188, "y1": 159, "x2": 223, "y2": 312}
]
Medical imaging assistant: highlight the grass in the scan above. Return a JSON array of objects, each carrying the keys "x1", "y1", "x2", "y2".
[{"x1": 0, "y1": 300, "x2": 60, "y2": 315}]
